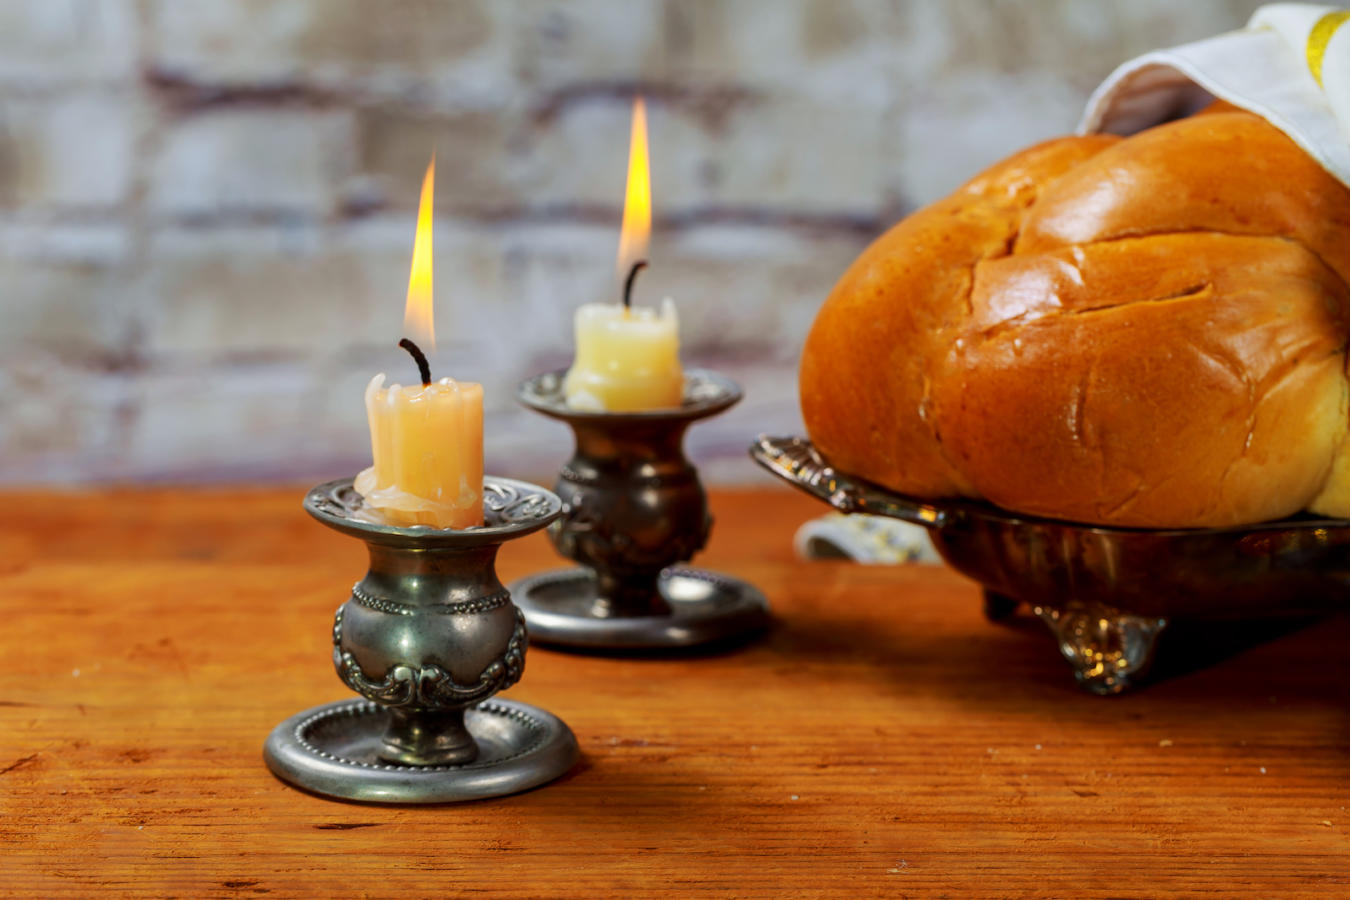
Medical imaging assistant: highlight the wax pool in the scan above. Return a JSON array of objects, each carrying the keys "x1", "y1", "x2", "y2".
[
  {"x1": 354, "y1": 373, "x2": 484, "y2": 529},
  {"x1": 562, "y1": 298, "x2": 684, "y2": 412}
]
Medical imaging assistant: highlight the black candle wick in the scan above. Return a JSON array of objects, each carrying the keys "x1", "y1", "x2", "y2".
[
  {"x1": 398, "y1": 338, "x2": 432, "y2": 386},
  {"x1": 623, "y1": 260, "x2": 648, "y2": 310}
]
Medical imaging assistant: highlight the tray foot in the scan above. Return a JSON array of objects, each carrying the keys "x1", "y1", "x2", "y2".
[
  {"x1": 1034, "y1": 604, "x2": 1168, "y2": 695},
  {"x1": 982, "y1": 591, "x2": 1020, "y2": 622}
]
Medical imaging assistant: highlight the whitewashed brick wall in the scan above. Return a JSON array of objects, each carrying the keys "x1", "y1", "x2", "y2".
[{"x1": 0, "y1": 0, "x2": 1263, "y2": 485}]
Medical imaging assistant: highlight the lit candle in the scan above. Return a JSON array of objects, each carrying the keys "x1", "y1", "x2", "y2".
[
  {"x1": 354, "y1": 156, "x2": 484, "y2": 529},
  {"x1": 563, "y1": 97, "x2": 685, "y2": 412}
]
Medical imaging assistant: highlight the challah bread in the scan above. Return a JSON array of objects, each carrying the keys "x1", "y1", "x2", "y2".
[{"x1": 799, "y1": 110, "x2": 1350, "y2": 527}]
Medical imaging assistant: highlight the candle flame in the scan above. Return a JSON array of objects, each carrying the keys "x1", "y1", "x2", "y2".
[
  {"x1": 617, "y1": 97, "x2": 651, "y2": 278},
  {"x1": 404, "y1": 155, "x2": 435, "y2": 352}
]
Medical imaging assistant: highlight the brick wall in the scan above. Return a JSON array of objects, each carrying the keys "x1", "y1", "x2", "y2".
[{"x1": 0, "y1": 0, "x2": 1262, "y2": 485}]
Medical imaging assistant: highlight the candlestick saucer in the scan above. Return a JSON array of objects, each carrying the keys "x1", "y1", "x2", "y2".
[
  {"x1": 510, "y1": 566, "x2": 769, "y2": 649},
  {"x1": 263, "y1": 477, "x2": 579, "y2": 803},
  {"x1": 509, "y1": 369, "x2": 771, "y2": 650},
  {"x1": 265, "y1": 698, "x2": 576, "y2": 804}
]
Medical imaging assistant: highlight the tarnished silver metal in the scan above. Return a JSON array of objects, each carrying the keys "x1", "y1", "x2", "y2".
[
  {"x1": 263, "y1": 476, "x2": 579, "y2": 803},
  {"x1": 1033, "y1": 604, "x2": 1167, "y2": 695},
  {"x1": 509, "y1": 566, "x2": 769, "y2": 649},
  {"x1": 752, "y1": 435, "x2": 1350, "y2": 694},
  {"x1": 264, "y1": 699, "x2": 577, "y2": 804},
  {"x1": 510, "y1": 369, "x2": 771, "y2": 649}
]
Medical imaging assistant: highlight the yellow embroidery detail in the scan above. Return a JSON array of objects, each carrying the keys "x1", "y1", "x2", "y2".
[{"x1": 1308, "y1": 10, "x2": 1350, "y2": 87}]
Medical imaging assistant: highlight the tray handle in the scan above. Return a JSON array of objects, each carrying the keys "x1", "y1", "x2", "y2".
[{"x1": 750, "y1": 435, "x2": 948, "y2": 529}]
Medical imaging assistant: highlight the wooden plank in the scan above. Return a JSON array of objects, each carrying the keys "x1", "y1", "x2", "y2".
[{"x1": 2, "y1": 488, "x2": 1348, "y2": 897}]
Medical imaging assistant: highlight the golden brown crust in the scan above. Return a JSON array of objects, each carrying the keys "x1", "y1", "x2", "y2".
[
  {"x1": 800, "y1": 112, "x2": 1350, "y2": 527},
  {"x1": 799, "y1": 135, "x2": 1120, "y2": 498},
  {"x1": 1018, "y1": 113, "x2": 1350, "y2": 285}
]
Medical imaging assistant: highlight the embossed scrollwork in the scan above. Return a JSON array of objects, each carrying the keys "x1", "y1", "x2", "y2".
[
  {"x1": 332, "y1": 608, "x2": 528, "y2": 710},
  {"x1": 554, "y1": 491, "x2": 709, "y2": 573},
  {"x1": 750, "y1": 436, "x2": 947, "y2": 527},
  {"x1": 1034, "y1": 604, "x2": 1167, "y2": 696},
  {"x1": 306, "y1": 476, "x2": 560, "y2": 536},
  {"x1": 482, "y1": 481, "x2": 560, "y2": 526}
]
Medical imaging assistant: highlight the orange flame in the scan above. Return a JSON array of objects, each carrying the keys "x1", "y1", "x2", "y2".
[
  {"x1": 616, "y1": 97, "x2": 651, "y2": 278},
  {"x1": 403, "y1": 155, "x2": 436, "y2": 352}
]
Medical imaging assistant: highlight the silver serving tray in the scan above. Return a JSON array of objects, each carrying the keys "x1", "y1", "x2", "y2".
[{"x1": 751, "y1": 435, "x2": 1350, "y2": 694}]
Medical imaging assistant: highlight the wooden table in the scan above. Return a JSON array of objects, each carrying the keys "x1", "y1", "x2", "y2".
[{"x1": 3, "y1": 487, "x2": 1348, "y2": 898}]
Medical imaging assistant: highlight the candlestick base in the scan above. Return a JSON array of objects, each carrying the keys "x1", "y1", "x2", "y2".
[
  {"x1": 510, "y1": 566, "x2": 769, "y2": 649},
  {"x1": 264, "y1": 698, "x2": 578, "y2": 804}
]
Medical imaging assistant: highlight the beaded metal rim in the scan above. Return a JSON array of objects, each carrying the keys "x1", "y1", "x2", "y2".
[
  {"x1": 293, "y1": 700, "x2": 547, "y2": 772},
  {"x1": 303, "y1": 475, "x2": 563, "y2": 546},
  {"x1": 263, "y1": 698, "x2": 580, "y2": 804}
]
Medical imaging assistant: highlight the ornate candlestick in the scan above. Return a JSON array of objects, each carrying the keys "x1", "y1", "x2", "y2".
[
  {"x1": 264, "y1": 477, "x2": 578, "y2": 803},
  {"x1": 509, "y1": 368, "x2": 770, "y2": 649}
]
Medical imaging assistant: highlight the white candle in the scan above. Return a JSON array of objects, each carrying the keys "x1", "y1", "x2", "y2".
[
  {"x1": 563, "y1": 298, "x2": 684, "y2": 411},
  {"x1": 561, "y1": 96, "x2": 685, "y2": 412}
]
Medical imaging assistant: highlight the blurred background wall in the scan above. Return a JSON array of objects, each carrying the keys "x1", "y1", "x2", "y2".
[{"x1": 0, "y1": 0, "x2": 1265, "y2": 485}]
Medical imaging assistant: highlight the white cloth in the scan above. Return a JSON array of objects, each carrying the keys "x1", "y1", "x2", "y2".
[
  {"x1": 1079, "y1": 3, "x2": 1350, "y2": 188},
  {"x1": 793, "y1": 513, "x2": 941, "y2": 566}
]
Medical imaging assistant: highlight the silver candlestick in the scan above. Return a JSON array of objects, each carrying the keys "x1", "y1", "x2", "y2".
[
  {"x1": 509, "y1": 368, "x2": 771, "y2": 650},
  {"x1": 264, "y1": 476, "x2": 578, "y2": 803}
]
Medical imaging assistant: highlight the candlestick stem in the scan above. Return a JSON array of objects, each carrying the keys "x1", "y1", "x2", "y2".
[
  {"x1": 593, "y1": 570, "x2": 668, "y2": 618},
  {"x1": 381, "y1": 709, "x2": 474, "y2": 765}
]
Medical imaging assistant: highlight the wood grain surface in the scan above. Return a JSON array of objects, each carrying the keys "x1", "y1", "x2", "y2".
[{"x1": 3, "y1": 487, "x2": 1348, "y2": 898}]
